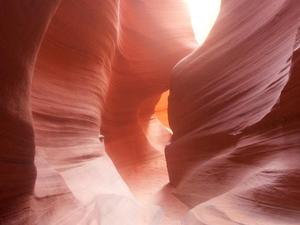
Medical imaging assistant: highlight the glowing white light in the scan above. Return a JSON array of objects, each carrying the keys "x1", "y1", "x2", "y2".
[{"x1": 185, "y1": 0, "x2": 221, "y2": 45}]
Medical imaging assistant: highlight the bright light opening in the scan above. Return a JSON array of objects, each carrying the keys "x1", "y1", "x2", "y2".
[{"x1": 185, "y1": 0, "x2": 221, "y2": 45}]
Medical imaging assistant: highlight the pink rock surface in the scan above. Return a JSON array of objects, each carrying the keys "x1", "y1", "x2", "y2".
[
  {"x1": 102, "y1": 0, "x2": 194, "y2": 166},
  {"x1": 0, "y1": 0, "x2": 299, "y2": 225},
  {"x1": 166, "y1": 0, "x2": 300, "y2": 224}
]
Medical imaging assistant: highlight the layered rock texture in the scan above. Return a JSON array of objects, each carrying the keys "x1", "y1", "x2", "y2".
[{"x1": 0, "y1": 0, "x2": 299, "y2": 225}]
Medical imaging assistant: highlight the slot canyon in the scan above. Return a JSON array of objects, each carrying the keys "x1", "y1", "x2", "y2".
[{"x1": 0, "y1": 1, "x2": 300, "y2": 224}]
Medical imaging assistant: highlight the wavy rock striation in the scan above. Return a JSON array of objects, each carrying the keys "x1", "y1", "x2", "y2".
[
  {"x1": 0, "y1": 0, "x2": 299, "y2": 225},
  {"x1": 166, "y1": 0, "x2": 300, "y2": 224}
]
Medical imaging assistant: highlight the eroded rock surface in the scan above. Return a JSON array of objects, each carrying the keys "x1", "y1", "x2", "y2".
[
  {"x1": 0, "y1": 0, "x2": 299, "y2": 225},
  {"x1": 166, "y1": 0, "x2": 300, "y2": 224}
]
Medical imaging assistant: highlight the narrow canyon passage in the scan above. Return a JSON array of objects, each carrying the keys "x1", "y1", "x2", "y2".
[
  {"x1": 100, "y1": 1, "x2": 221, "y2": 219},
  {"x1": 1, "y1": 1, "x2": 300, "y2": 225},
  {"x1": 105, "y1": 116, "x2": 189, "y2": 225}
]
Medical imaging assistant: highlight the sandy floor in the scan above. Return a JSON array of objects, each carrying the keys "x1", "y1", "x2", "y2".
[{"x1": 118, "y1": 151, "x2": 188, "y2": 225}]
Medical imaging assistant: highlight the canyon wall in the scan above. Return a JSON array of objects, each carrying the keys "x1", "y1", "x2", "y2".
[
  {"x1": 166, "y1": 0, "x2": 300, "y2": 224},
  {"x1": 0, "y1": 0, "x2": 299, "y2": 225}
]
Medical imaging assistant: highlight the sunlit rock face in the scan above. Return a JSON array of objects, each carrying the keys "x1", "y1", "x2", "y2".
[
  {"x1": 0, "y1": 0, "x2": 300, "y2": 225},
  {"x1": 102, "y1": 0, "x2": 194, "y2": 166},
  {"x1": 166, "y1": 0, "x2": 300, "y2": 224}
]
